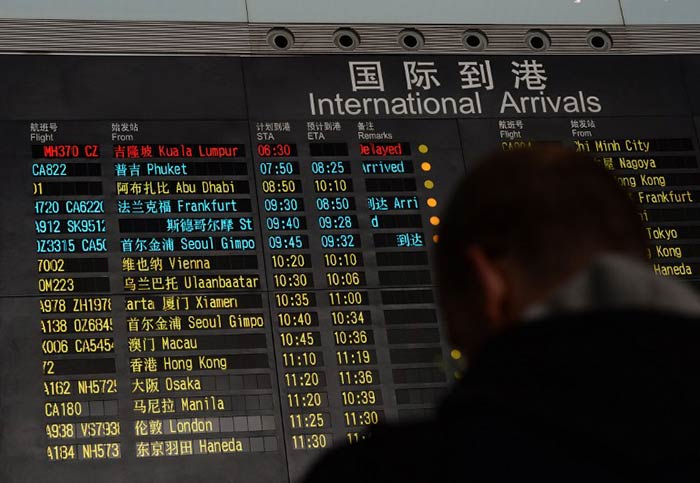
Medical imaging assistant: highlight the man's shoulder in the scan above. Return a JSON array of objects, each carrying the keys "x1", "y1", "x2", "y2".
[
  {"x1": 496, "y1": 308, "x2": 700, "y2": 358},
  {"x1": 302, "y1": 421, "x2": 440, "y2": 483},
  {"x1": 303, "y1": 309, "x2": 700, "y2": 483}
]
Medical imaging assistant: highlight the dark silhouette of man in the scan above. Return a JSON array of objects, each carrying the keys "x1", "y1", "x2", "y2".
[{"x1": 303, "y1": 147, "x2": 700, "y2": 483}]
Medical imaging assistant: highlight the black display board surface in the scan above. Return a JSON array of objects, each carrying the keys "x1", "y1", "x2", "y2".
[{"x1": 1, "y1": 54, "x2": 700, "y2": 483}]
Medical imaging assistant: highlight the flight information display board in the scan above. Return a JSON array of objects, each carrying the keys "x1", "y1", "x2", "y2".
[{"x1": 1, "y1": 54, "x2": 699, "y2": 483}]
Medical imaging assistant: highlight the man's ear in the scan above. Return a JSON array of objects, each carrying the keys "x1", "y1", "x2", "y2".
[{"x1": 464, "y1": 245, "x2": 509, "y2": 330}]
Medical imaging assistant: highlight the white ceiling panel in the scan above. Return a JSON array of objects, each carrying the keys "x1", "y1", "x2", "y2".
[
  {"x1": 246, "y1": 0, "x2": 624, "y2": 25},
  {"x1": 621, "y1": 0, "x2": 700, "y2": 24},
  {"x1": 0, "y1": 0, "x2": 248, "y2": 22}
]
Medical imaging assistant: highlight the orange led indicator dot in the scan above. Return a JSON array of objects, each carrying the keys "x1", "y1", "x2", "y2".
[
  {"x1": 420, "y1": 162, "x2": 432, "y2": 172},
  {"x1": 450, "y1": 349, "x2": 462, "y2": 360},
  {"x1": 424, "y1": 180, "x2": 434, "y2": 189},
  {"x1": 432, "y1": 234, "x2": 439, "y2": 243},
  {"x1": 429, "y1": 216, "x2": 440, "y2": 226},
  {"x1": 427, "y1": 197, "x2": 438, "y2": 208},
  {"x1": 418, "y1": 144, "x2": 429, "y2": 154}
]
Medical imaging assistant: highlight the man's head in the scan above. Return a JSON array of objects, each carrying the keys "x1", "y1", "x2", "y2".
[{"x1": 436, "y1": 147, "x2": 647, "y2": 357}]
